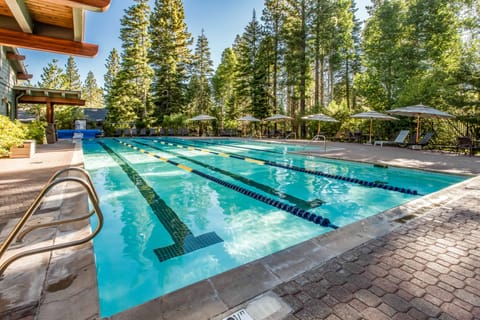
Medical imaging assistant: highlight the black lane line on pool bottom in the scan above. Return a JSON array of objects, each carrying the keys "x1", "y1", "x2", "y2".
[
  {"x1": 97, "y1": 141, "x2": 224, "y2": 263},
  {"x1": 133, "y1": 139, "x2": 324, "y2": 210},
  {"x1": 116, "y1": 139, "x2": 338, "y2": 229},
  {"x1": 150, "y1": 138, "x2": 420, "y2": 196}
]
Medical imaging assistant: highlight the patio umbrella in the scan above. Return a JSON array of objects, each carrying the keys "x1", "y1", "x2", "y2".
[
  {"x1": 301, "y1": 113, "x2": 339, "y2": 136},
  {"x1": 264, "y1": 114, "x2": 293, "y2": 137},
  {"x1": 189, "y1": 114, "x2": 216, "y2": 121},
  {"x1": 387, "y1": 104, "x2": 454, "y2": 143},
  {"x1": 237, "y1": 115, "x2": 260, "y2": 122},
  {"x1": 237, "y1": 115, "x2": 260, "y2": 136},
  {"x1": 351, "y1": 110, "x2": 398, "y2": 144},
  {"x1": 188, "y1": 114, "x2": 216, "y2": 136},
  {"x1": 264, "y1": 114, "x2": 293, "y2": 121}
]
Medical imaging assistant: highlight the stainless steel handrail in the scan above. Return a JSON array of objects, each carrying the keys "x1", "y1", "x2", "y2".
[
  {"x1": 285, "y1": 132, "x2": 296, "y2": 140},
  {"x1": 311, "y1": 135, "x2": 327, "y2": 152},
  {"x1": 0, "y1": 168, "x2": 103, "y2": 276}
]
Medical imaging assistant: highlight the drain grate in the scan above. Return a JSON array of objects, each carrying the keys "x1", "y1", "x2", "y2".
[{"x1": 222, "y1": 309, "x2": 254, "y2": 320}]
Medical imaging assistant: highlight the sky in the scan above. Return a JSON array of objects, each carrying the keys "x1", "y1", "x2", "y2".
[{"x1": 20, "y1": 0, "x2": 370, "y2": 88}]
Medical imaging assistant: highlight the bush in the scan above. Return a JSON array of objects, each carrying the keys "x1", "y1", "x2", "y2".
[
  {"x1": 24, "y1": 120, "x2": 46, "y2": 144},
  {"x1": 0, "y1": 115, "x2": 25, "y2": 157}
]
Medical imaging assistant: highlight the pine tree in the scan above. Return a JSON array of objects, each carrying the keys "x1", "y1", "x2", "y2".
[
  {"x1": 282, "y1": 0, "x2": 312, "y2": 137},
  {"x1": 149, "y1": 0, "x2": 192, "y2": 119},
  {"x1": 212, "y1": 48, "x2": 238, "y2": 123},
  {"x1": 187, "y1": 29, "x2": 214, "y2": 114},
  {"x1": 64, "y1": 56, "x2": 82, "y2": 91},
  {"x1": 262, "y1": 0, "x2": 286, "y2": 115},
  {"x1": 83, "y1": 71, "x2": 104, "y2": 108},
  {"x1": 107, "y1": 0, "x2": 153, "y2": 126},
  {"x1": 235, "y1": 10, "x2": 267, "y2": 118},
  {"x1": 38, "y1": 59, "x2": 66, "y2": 89},
  {"x1": 104, "y1": 48, "x2": 121, "y2": 99}
]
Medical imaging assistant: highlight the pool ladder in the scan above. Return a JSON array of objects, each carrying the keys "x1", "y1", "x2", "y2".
[
  {"x1": 0, "y1": 167, "x2": 103, "y2": 277},
  {"x1": 311, "y1": 135, "x2": 327, "y2": 152}
]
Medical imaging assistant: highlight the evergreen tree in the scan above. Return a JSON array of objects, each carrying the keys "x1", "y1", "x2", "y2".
[
  {"x1": 149, "y1": 0, "x2": 192, "y2": 119},
  {"x1": 282, "y1": 0, "x2": 312, "y2": 137},
  {"x1": 357, "y1": 0, "x2": 407, "y2": 109},
  {"x1": 104, "y1": 48, "x2": 121, "y2": 99},
  {"x1": 212, "y1": 48, "x2": 238, "y2": 123},
  {"x1": 83, "y1": 71, "x2": 104, "y2": 108},
  {"x1": 187, "y1": 29, "x2": 214, "y2": 114},
  {"x1": 262, "y1": 0, "x2": 286, "y2": 115},
  {"x1": 64, "y1": 56, "x2": 82, "y2": 91},
  {"x1": 235, "y1": 10, "x2": 267, "y2": 118},
  {"x1": 107, "y1": 0, "x2": 153, "y2": 126},
  {"x1": 38, "y1": 59, "x2": 66, "y2": 89}
]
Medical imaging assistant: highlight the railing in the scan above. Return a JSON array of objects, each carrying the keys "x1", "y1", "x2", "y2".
[
  {"x1": 311, "y1": 135, "x2": 327, "y2": 152},
  {"x1": 284, "y1": 132, "x2": 296, "y2": 140},
  {"x1": 0, "y1": 167, "x2": 103, "y2": 277}
]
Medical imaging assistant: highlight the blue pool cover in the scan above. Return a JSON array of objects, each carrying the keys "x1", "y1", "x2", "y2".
[{"x1": 57, "y1": 129, "x2": 102, "y2": 139}]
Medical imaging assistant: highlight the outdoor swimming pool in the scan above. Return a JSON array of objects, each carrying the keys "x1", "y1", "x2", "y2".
[{"x1": 83, "y1": 137, "x2": 466, "y2": 317}]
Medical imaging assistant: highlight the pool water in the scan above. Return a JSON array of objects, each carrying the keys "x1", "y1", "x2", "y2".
[{"x1": 83, "y1": 138, "x2": 465, "y2": 317}]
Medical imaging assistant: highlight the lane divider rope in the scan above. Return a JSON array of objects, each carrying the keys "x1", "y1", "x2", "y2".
[
  {"x1": 133, "y1": 139, "x2": 324, "y2": 210},
  {"x1": 115, "y1": 139, "x2": 338, "y2": 229},
  {"x1": 148, "y1": 138, "x2": 420, "y2": 196}
]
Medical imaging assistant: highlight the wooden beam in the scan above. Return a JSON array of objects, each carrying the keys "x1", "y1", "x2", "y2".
[
  {"x1": 4, "y1": 0, "x2": 33, "y2": 33},
  {"x1": 0, "y1": 28, "x2": 98, "y2": 57},
  {"x1": 72, "y1": 8, "x2": 85, "y2": 42},
  {"x1": 19, "y1": 95, "x2": 85, "y2": 106},
  {"x1": 6, "y1": 53, "x2": 26, "y2": 61},
  {"x1": 46, "y1": 0, "x2": 111, "y2": 12},
  {"x1": 17, "y1": 72, "x2": 32, "y2": 80}
]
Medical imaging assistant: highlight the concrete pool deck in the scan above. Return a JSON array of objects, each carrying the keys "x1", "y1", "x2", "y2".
[{"x1": 0, "y1": 139, "x2": 479, "y2": 319}]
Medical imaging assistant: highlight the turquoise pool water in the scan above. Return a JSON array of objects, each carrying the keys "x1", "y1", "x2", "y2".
[{"x1": 83, "y1": 138, "x2": 466, "y2": 317}]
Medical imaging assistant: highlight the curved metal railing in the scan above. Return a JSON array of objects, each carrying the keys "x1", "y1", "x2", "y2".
[
  {"x1": 311, "y1": 135, "x2": 327, "y2": 152},
  {"x1": 0, "y1": 167, "x2": 103, "y2": 277},
  {"x1": 284, "y1": 132, "x2": 296, "y2": 140}
]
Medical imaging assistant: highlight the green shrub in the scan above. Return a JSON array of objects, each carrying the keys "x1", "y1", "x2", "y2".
[
  {"x1": 0, "y1": 115, "x2": 25, "y2": 157},
  {"x1": 24, "y1": 120, "x2": 46, "y2": 144}
]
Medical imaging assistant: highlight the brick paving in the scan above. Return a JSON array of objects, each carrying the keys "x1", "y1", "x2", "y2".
[
  {"x1": 273, "y1": 191, "x2": 480, "y2": 319},
  {"x1": 0, "y1": 140, "x2": 77, "y2": 222}
]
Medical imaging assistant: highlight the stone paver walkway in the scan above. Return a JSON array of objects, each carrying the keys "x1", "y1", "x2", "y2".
[{"x1": 274, "y1": 182, "x2": 480, "y2": 320}]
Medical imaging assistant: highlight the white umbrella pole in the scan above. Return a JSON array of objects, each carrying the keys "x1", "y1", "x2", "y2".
[
  {"x1": 369, "y1": 118, "x2": 373, "y2": 144},
  {"x1": 416, "y1": 115, "x2": 420, "y2": 143}
]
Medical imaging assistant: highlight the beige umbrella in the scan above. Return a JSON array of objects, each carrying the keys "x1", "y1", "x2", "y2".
[
  {"x1": 302, "y1": 113, "x2": 339, "y2": 136},
  {"x1": 387, "y1": 104, "x2": 454, "y2": 143},
  {"x1": 351, "y1": 111, "x2": 398, "y2": 144},
  {"x1": 189, "y1": 114, "x2": 216, "y2": 136},
  {"x1": 238, "y1": 115, "x2": 260, "y2": 136},
  {"x1": 264, "y1": 114, "x2": 293, "y2": 136}
]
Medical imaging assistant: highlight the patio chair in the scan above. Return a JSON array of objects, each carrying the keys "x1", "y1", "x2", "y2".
[
  {"x1": 123, "y1": 128, "x2": 132, "y2": 137},
  {"x1": 114, "y1": 129, "x2": 122, "y2": 137},
  {"x1": 456, "y1": 136, "x2": 473, "y2": 155},
  {"x1": 409, "y1": 132, "x2": 434, "y2": 149},
  {"x1": 148, "y1": 128, "x2": 157, "y2": 136},
  {"x1": 168, "y1": 128, "x2": 175, "y2": 136},
  {"x1": 374, "y1": 130, "x2": 409, "y2": 147},
  {"x1": 139, "y1": 128, "x2": 147, "y2": 136},
  {"x1": 159, "y1": 128, "x2": 166, "y2": 136},
  {"x1": 131, "y1": 128, "x2": 137, "y2": 136}
]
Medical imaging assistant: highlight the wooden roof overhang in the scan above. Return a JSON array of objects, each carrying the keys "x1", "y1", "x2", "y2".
[
  {"x1": 14, "y1": 86, "x2": 85, "y2": 106},
  {"x1": 0, "y1": 0, "x2": 110, "y2": 57}
]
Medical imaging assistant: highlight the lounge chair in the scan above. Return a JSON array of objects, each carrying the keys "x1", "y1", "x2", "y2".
[
  {"x1": 409, "y1": 132, "x2": 434, "y2": 149},
  {"x1": 374, "y1": 130, "x2": 409, "y2": 147},
  {"x1": 114, "y1": 129, "x2": 122, "y2": 137},
  {"x1": 123, "y1": 128, "x2": 132, "y2": 137},
  {"x1": 148, "y1": 128, "x2": 157, "y2": 136},
  {"x1": 159, "y1": 128, "x2": 166, "y2": 136},
  {"x1": 139, "y1": 128, "x2": 147, "y2": 136},
  {"x1": 131, "y1": 128, "x2": 137, "y2": 136}
]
